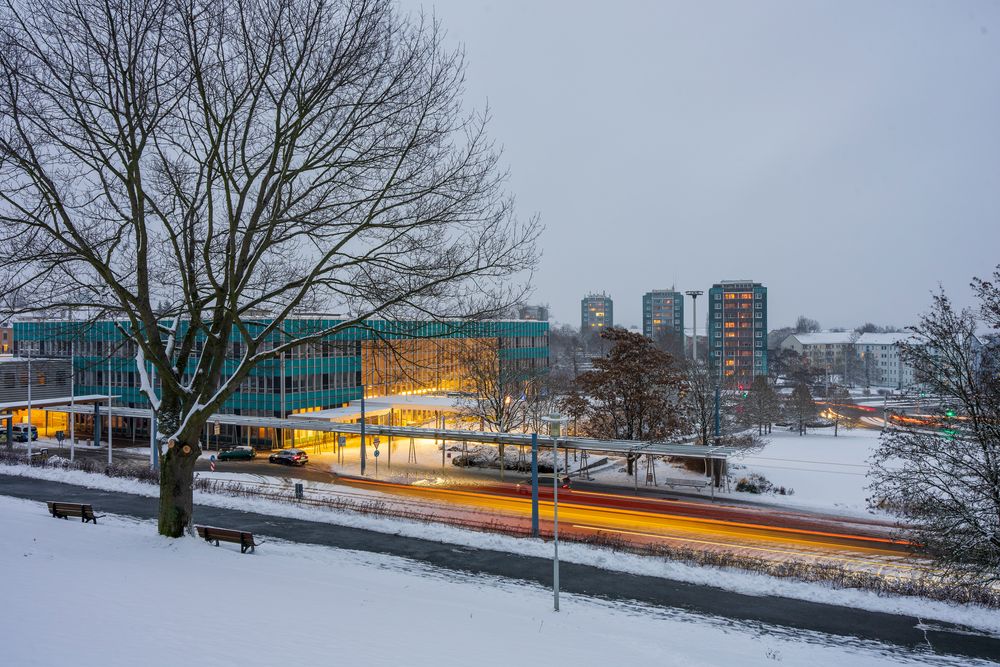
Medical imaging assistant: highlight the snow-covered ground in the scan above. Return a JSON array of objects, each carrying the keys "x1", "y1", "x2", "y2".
[
  {"x1": 3, "y1": 461, "x2": 998, "y2": 635},
  {"x1": 726, "y1": 427, "x2": 880, "y2": 514},
  {"x1": 0, "y1": 495, "x2": 987, "y2": 667},
  {"x1": 582, "y1": 426, "x2": 883, "y2": 516}
]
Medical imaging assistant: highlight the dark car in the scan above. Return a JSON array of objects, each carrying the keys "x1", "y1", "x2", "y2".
[
  {"x1": 518, "y1": 473, "x2": 571, "y2": 490},
  {"x1": 268, "y1": 448, "x2": 309, "y2": 466},
  {"x1": 218, "y1": 446, "x2": 256, "y2": 462}
]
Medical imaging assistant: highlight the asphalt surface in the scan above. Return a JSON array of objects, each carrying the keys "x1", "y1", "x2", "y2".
[{"x1": 2, "y1": 474, "x2": 998, "y2": 661}]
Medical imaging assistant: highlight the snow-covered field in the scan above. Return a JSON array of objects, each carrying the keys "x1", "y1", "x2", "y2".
[
  {"x1": 727, "y1": 427, "x2": 880, "y2": 514},
  {"x1": 0, "y1": 495, "x2": 987, "y2": 667}
]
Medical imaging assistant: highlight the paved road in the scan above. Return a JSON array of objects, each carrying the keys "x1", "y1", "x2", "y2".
[
  {"x1": 198, "y1": 458, "x2": 916, "y2": 572},
  {"x1": 2, "y1": 474, "x2": 998, "y2": 661}
]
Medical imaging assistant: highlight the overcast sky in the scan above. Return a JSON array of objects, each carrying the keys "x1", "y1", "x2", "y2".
[{"x1": 402, "y1": 0, "x2": 1000, "y2": 331}]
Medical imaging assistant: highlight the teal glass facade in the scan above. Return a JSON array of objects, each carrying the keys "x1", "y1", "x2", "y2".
[{"x1": 13, "y1": 318, "x2": 549, "y2": 418}]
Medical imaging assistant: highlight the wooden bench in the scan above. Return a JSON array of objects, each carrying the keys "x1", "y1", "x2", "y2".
[
  {"x1": 661, "y1": 477, "x2": 712, "y2": 492},
  {"x1": 195, "y1": 525, "x2": 260, "y2": 554},
  {"x1": 47, "y1": 501, "x2": 100, "y2": 524},
  {"x1": 30, "y1": 449, "x2": 50, "y2": 465}
]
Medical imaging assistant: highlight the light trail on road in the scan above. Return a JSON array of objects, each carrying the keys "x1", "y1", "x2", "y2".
[{"x1": 333, "y1": 476, "x2": 922, "y2": 575}]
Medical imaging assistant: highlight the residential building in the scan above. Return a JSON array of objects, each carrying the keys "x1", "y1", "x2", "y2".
[
  {"x1": 707, "y1": 281, "x2": 768, "y2": 383},
  {"x1": 517, "y1": 304, "x2": 549, "y2": 322},
  {"x1": 856, "y1": 332, "x2": 915, "y2": 389},
  {"x1": 780, "y1": 332, "x2": 857, "y2": 378},
  {"x1": 642, "y1": 289, "x2": 684, "y2": 347},
  {"x1": 14, "y1": 317, "x2": 549, "y2": 448},
  {"x1": 581, "y1": 293, "x2": 613, "y2": 333}
]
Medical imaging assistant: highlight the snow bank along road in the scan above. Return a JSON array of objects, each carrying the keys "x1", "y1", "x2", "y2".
[{"x1": 2, "y1": 474, "x2": 999, "y2": 663}]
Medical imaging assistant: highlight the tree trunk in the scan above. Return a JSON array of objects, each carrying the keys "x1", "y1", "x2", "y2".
[{"x1": 158, "y1": 439, "x2": 201, "y2": 537}]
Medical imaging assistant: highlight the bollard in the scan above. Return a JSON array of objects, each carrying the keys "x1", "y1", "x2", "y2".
[{"x1": 294, "y1": 482, "x2": 304, "y2": 500}]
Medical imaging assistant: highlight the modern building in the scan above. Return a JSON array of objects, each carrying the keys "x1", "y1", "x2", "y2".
[
  {"x1": 707, "y1": 281, "x2": 768, "y2": 383},
  {"x1": 581, "y1": 293, "x2": 613, "y2": 333},
  {"x1": 14, "y1": 317, "x2": 549, "y2": 448},
  {"x1": 780, "y1": 332, "x2": 857, "y2": 377},
  {"x1": 0, "y1": 357, "x2": 73, "y2": 438},
  {"x1": 642, "y1": 289, "x2": 684, "y2": 347},
  {"x1": 517, "y1": 304, "x2": 549, "y2": 322}
]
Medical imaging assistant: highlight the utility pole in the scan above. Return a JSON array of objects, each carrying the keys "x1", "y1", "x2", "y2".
[
  {"x1": 280, "y1": 351, "x2": 286, "y2": 448},
  {"x1": 69, "y1": 342, "x2": 75, "y2": 462},
  {"x1": 541, "y1": 413, "x2": 569, "y2": 613},
  {"x1": 107, "y1": 356, "x2": 113, "y2": 467},
  {"x1": 26, "y1": 349, "x2": 33, "y2": 459},
  {"x1": 360, "y1": 387, "x2": 367, "y2": 475},
  {"x1": 685, "y1": 290, "x2": 703, "y2": 362},
  {"x1": 530, "y1": 432, "x2": 538, "y2": 537}
]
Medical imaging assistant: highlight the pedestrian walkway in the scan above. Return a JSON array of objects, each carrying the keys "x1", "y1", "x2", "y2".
[{"x1": 0, "y1": 473, "x2": 996, "y2": 662}]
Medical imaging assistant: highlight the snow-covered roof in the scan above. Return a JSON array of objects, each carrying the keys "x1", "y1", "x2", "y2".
[
  {"x1": 855, "y1": 332, "x2": 911, "y2": 346},
  {"x1": 786, "y1": 332, "x2": 856, "y2": 346}
]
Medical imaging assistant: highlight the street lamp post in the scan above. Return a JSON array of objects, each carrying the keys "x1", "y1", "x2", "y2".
[
  {"x1": 26, "y1": 350, "x2": 33, "y2": 459},
  {"x1": 360, "y1": 388, "x2": 367, "y2": 475},
  {"x1": 541, "y1": 413, "x2": 569, "y2": 613},
  {"x1": 107, "y1": 357, "x2": 113, "y2": 467},
  {"x1": 685, "y1": 290, "x2": 703, "y2": 362}
]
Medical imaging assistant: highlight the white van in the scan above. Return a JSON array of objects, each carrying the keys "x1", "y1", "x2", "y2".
[{"x1": 12, "y1": 424, "x2": 38, "y2": 442}]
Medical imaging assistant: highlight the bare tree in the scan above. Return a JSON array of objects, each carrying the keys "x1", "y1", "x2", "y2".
[
  {"x1": 453, "y1": 338, "x2": 527, "y2": 434},
  {"x1": 794, "y1": 316, "x2": 821, "y2": 334},
  {"x1": 682, "y1": 361, "x2": 717, "y2": 446},
  {"x1": 787, "y1": 383, "x2": 817, "y2": 435},
  {"x1": 0, "y1": 0, "x2": 539, "y2": 536},
  {"x1": 826, "y1": 385, "x2": 858, "y2": 436},
  {"x1": 869, "y1": 276, "x2": 1000, "y2": 585},
  {"x1": 741, "y1": 375, "x2": 780, "y2": 436}
]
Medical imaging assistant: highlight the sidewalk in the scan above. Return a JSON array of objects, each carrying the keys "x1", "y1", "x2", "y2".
[{"x1": 1, "y1": 473, "x2": 997, "y2": 661}]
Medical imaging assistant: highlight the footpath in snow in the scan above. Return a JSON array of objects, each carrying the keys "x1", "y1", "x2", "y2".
[{"x1": 0, "y1": 494, "x2": 991, "y2": 667}]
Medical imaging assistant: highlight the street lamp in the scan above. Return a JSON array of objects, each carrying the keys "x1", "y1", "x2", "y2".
[
  {"x1": 685, "y1": 290, "x2": 703, "y2": 362},
  {"x1": 540, "y1": 412, "x2": 569, "y2": 612}
]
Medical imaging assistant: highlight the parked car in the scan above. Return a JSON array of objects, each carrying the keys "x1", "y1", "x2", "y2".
[
  {"x1": 268, "y1": 448, "x2": 309, "y2": 466},
  {"x1": 12, "y1": 424, "x2": 38, "y2": 442},
  {"x1": 217, "y1": 446, "x2": 256, "y2": 462}
]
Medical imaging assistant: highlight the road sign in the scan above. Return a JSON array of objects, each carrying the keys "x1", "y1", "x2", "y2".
[
  {"x1": 373, "y1": 436, "x2": 380, "y2": 447},
  {"x1": 373, "y1": 449, "x2": 380, "y2": 457}
]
